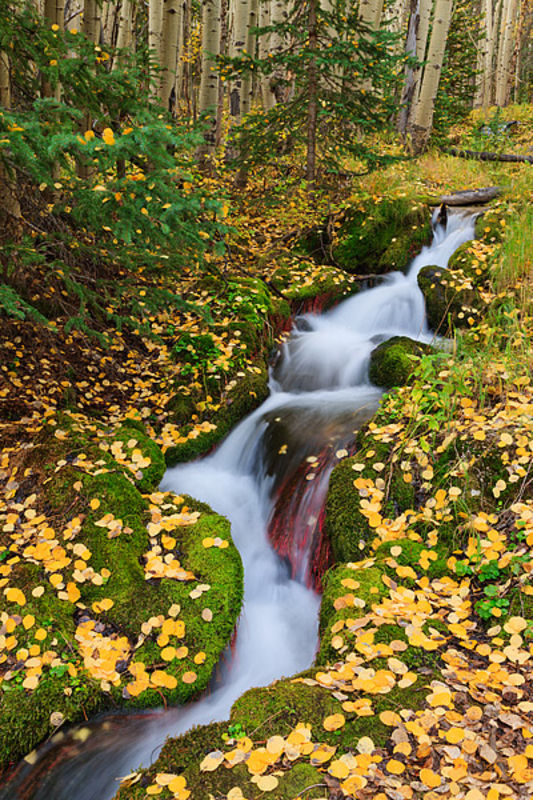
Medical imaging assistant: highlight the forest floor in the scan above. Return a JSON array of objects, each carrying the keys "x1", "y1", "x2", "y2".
[{"x1": 1, "y1": 105, "x2": 533, "y2": 798}]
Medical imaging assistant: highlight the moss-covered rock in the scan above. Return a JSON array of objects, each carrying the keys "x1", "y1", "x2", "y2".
[
  {"x1": 417, "y1": 264, "x2": 483, "y2": 333},
  {"x1": 0, "y1": 460, "x2": 243, "y2": 768},
  {"x1": 325, "y1": 436, "x2": 415, "y2": 563},
  {"x1": 333, "y1": 199, "x2": 431, "y2": 275},
  {"x1": 108, "y1": 426, "x2": 166, "y2": 493},
  {"x1": 369, "y1": 336, "x2": 432, "y2": 389}
]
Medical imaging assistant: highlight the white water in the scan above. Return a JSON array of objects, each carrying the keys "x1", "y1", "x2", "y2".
[{"x1": 1, "y1": 209, "x2": 476, "y2": 800}]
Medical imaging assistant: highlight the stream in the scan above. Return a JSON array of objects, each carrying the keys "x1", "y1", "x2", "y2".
[{"x1": 1, "y1": 209, "x2": 477, "y2": 800}]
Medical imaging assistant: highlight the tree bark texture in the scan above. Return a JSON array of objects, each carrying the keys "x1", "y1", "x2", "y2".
[
  {"x1": 161, "y1": 0, "x2": 182, "y2": 111},
  {"x1": 306, "y1": 0, "x2": 318, "y2": 188},
  {"x1": 495, "y1": 0, "x2": 518, "y2": 105},
  {"x1": 198, "y1": 0, "x2": 221, "y2": 149},
  {"x1": 409, "y1": 0, "x2": 454, "y2": 153}
]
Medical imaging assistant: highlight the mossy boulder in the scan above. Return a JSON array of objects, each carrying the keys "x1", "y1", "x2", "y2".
[
  {"x1": 333, "y1": 199, "x2": 431, "y2": 275},
  {"x1": 109, "y1": 425, "x2": 166, "y2": 493},
  {"x1": 0, "y1": 462, "x2": 243, "y2": 768},
  {"x1": 165, "y1": 366, "x2": 269, "y2": 465},
  {"x1": 369, "y1": 336, "x2": 432, "y2": 389},
  {"x1": 325, "y1": 437, "x2": 415, "y2": 564},
  {"x1": 417, "y1": 265, "x2": 483, "y2": 333}
]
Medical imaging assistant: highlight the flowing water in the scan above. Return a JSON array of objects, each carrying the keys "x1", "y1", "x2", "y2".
[{"x1": 1, "y1": 209, "x2": 476, "y2": 800}]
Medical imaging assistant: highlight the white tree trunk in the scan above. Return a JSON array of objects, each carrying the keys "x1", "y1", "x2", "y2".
[
  {"x1": 116, "y1": 0, "x2": 134, "y2": 52},
  {"x1": 161, "y1": 0, "x2": 182, "y2": 111},
  {"x1": 83, "y1": 0, "x2": 102, "y2": 43},
  {"x1": 495, "y1": 0, "x2": 517, "y2": 105},
  {"x1": 258, "y1": 0, "x2": 273, "y2": 109},
  {"x1": 409, "y1": 0, "x2": 454, "y2": 152},
  {"x1": 229, "y1": 0, "x2": 249, "y2": 121},
  {"x1": 149, "y1": 0, "x2": 165, "y2": 98},
  {"x1": 0, "y1": 50, "x2": 11, "y2": 108},
  {"x1": 198, "y1": 0, "x2": 221, "y2": 149},
  {"x1": 358, "y1": 0, "x2": 385, "y2": 28}
]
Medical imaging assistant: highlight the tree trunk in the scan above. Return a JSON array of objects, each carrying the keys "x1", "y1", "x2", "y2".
[
  {"x1": 149, "y1": 0, "x2": 165, "y2": 99},
  {"x1": 409, "y1": 0, "x2": 454, "y2": 153},
  {"x1": 161, "y1": 0, "x2": 182, "y2": 111},
  {"x1": 398, "y1": 0, "x2": 420, "y2": 134},
  {"x1": 412, "y1": 0, "x2": 431, "y2": 106},
  {"x1": 269, "y1": 0, "x2": 289, "y2": 103},
  {"x1": 242, "y1": 0, "x2": 257, "y2": 116},
  {"x1": 306, "y1": 0, "x2": 318, "y2": 189},
  {"x1": 198, "y1": 0, "x2": 221, "y2": 150},
  {"x1": 0, "y1": 49, "x2": 22, "y2": 237},
  {"x1": 495, "y1": 0, "x2": 518, "y2": 105},
  {"x1": 83, "y1": 0, "x2": 101, "y2": 43},
  {"x1": 229, "y1": 0, "x2": 249, "y2": 123},
  {"x1": 258, "y1": 0, "x2": 273, "y2": 109},
  {"x1": 115, "y1": 0, "x2": 134, "y2": 54},
  {"x1": 358, "y1": 0, "x2": 386, "y2": 28},
  {"x1": 216, "y1": 0, "x2": 228, "y2": 144}
]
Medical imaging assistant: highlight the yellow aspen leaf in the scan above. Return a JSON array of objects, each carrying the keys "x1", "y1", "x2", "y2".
[
  {"x1": 161, "y1": 646, "x2": 176, "y2": 661},
  {"x1": 266, "y1": 735, "x2": 285, "y2": 755},
  {"x1": 90, "y1": 498, "x2": 100, "y2": 510},
  {"x1": 504, "y1": 616, "x2": 527, "y2": 634},
  {"x1": 255, "y1": 775, "x2": 279, "y2": 792},
  {"x1": 379, "y1": 710, "x2": 401, "y2": 726},
  {"x1": 420, "y1": 768, "x2": 441, "y2": 788},
  {"x1": 323, "y1": 713, "x2": 345, "y2": 731},
  {"x1": 200, "y1": 751, "x2": 224, "y2": 772},
  {"x1": 22, "y1": 615, "x2": 35, "y2": 630},
  {"x1": 146, "y1": 785, "x2": 162, "y2": 795},
  {"x1": 5, "y1": 587, "x2": 26, "y2": 605},
  {"x1": 445, "y1": 727, "x2": 465, "y2": 744},
  {"x1": 329, "y1": 760, "x2": 350, "y2": 779},
  {"x1": 182, "y1": 671, "x2": 197, "y2": 684},
  {"x1": 357, "y1": 737, "x2": 375, "y2": 754},
  {"x1": 386, "y1": 759, "x2": 405, "y2": 775}
]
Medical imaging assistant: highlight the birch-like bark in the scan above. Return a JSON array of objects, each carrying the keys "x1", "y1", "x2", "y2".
[
  {"x1": 306, "y1": 0, "x2": 318, "y2": 188},
  {"x1": 358, "y1": 0, "x2": 386, "y2": 28},
  {"x1": 474, "y1": 0, "x2": 491, "y2": 107},
  {"x1": 495, "y1": 0, "x2": 518, "y2": 105},
  {"x1": 0, "y1": 49, "x2": 22, "y2": 233},
  {"x1": 116, "y1": 0, "x2": 133, "y2": 53},
  {"x1": 258, "y1": 0, "x2": 273, "y2": 109},
  {"x1": 242, "y1": 0, "x2": 257, "y2": 116},
  {"x1": 409, "y1": 0, "x2": 453, "y2": 153},
  {"x1": 198, "y1": 0, "x2": 221, "y2": 148},
  {"x1": 269, "y1": 0, "x2": 288, "y2": 103},
  {"x1": 83, "y1": 0, "x2": 101, "y2": 43},
  {"x1": 174, "y1": 0, "x2": 187, "y2": 107},
  {"x1": 216, "y1": 0, "x2": 228, "y2": 144},
  {"x1": 229, "y1": 0, "x2": 249, "y2": 122},
  {"x1": 161, "y1": 0, "x2": 182, "y2": 111},
  {"x1": 412, "y1": 0, "x2": 431, "y2": 105},
  {"x1": 398, "y1": 0, "x2": 420, "y2": 134},
  {"x1": 149, "y1": 0, "x2": 165, "y2": 98}
]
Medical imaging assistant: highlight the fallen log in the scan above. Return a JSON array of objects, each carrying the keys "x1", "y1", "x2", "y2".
[
  {"x1": 437, "y1": 186, "x2": 502, "y2": 206},
  {"x1": 443, "y1": 146, "x2": 533, "y2": 165}
]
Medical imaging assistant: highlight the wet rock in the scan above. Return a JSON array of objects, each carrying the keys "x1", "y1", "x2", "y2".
[
  {"x1": 417, "y1": 265, "x2": 482, "y2": 334},
  {"x1": 369, "y1": 336, "x2": 432, "y2": 390}
]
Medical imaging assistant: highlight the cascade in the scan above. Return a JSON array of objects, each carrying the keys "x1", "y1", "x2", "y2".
[{"x1": 1, "y1": 209, "x2": 476, "y2": 800}]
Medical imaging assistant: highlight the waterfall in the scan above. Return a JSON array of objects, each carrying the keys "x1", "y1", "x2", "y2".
[{"x1": 1, "y1": 209, "x2": 477, "y2": 800}]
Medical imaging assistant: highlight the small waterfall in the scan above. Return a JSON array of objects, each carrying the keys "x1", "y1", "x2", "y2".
[{"x1": 1, "y1": 209, "x2": 477, "y2": 800}]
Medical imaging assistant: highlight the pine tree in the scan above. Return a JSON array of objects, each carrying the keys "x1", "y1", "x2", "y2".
[{"x1": 223, "y1": 0, "x2": 403, "y2": 185}]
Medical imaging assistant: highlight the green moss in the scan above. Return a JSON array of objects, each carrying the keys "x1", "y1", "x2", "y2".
[
  {"x1": 325, "y1": 437, "x2": 415, "y2": 563},
  {"x1": 275, "y1": 763, "x2": 325, "y2": 799},
  {"x1": 0, "y1": 462, "x2": 243, "y2": 768},
  {"x1": 109, "y1": 426, "x2": 166, "y2": 493},
  {"x1": 369, "y1": 336, "x2": 432, "y2": 389},
  {"x1": 165, "y1": 367, "x2": 269, "y2": 465},
  {"x1": 417, "y1": 265, "x2": 483, "y2": 333},
  {"x1": 333, "y1": 200, "x2": 431, "y2": 275}
]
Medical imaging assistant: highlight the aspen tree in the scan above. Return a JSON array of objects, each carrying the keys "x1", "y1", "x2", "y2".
[
  {"x1": 65, "y1": 0, "x2": 83, "y2": 32},
  {"x1": 409, "y1": 0, "x2": 453, "y2": 152},
  {"x1": 258, "y1": 0, "x2": 274, "y2": 109},
  {"x1": 161, "y1": 0, "x2": 182, "y2": 111},
  {"x1": 83, "y1": 0, "x2": 101, "y2": 43},
  {"x1": 358, "y1": 0, "x2": 386, "y2": 29},
  {"x1": 398, "y1": 0, "x2": 420, "y2": 134},
  {"x1": 116, "y1": 0, "x2": 134, "y2": 54},
  {"x1": 149, "y1": 0, "x2": 165, "y2": 99},
  {"x1": 495, "y1": 0, "x2": 518, "y2": 104},
  {"x1": 230, "y1": 0, "x2": 250, "y2": 121},
  {"x1": 0, "y1": 47, "x2": 21, "y2": 233},
  {"x1": 198, "y1": 0, "x2": 221, "y2": 147},
  {"x1": 242, "y1": 0, "x2": 257, "y2": 116},
  {"x1": 269, "y1": 0, "x2": 289, "y2": 103},
  {"x1": 306, "y1": 0, "x2": 318, "y2": 187}
]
